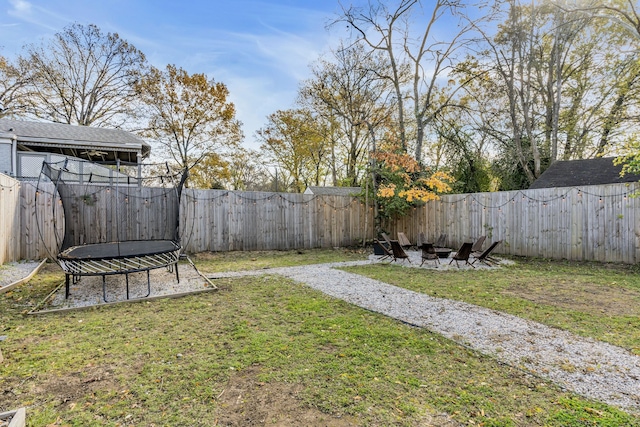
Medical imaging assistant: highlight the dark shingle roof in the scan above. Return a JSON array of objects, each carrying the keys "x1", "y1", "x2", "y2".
[
  {"x1": 529, "y1": 157, "x2": 640, "y2": 189},
  {"x1": 304, "y1": 186, "x2": 361, "y2": 196},
  {"x1": 0, "y1": 118, "x2": 150, "y2": 157}
]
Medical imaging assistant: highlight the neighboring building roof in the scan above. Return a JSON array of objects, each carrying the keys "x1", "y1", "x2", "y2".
[
  {"x1": 304, "y1": 186, "x2": 361, "y2": 196},
  {"x1": 529, "y1": 157, "x2": 640, "y2": 189},
  {"x1": 0, "y1": 118, "x2": 151, "y2": 163}
]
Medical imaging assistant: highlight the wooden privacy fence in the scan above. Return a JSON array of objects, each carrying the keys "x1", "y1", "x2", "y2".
[
  {"x1": 180, "y1": 189, "x2": 372, "y2": 252},
  {"x1": 11, "y1": 179, "x2": 640, "y2": 264},
  {"x1": 385, "y1": 183, "x2": 640, "y2": 264},
  {"x1": 18, "y1": 180, "x2": 64, "y2": 262},
  {"x1": 0, "y1": 174, "x2": 21, "y2": 264}
]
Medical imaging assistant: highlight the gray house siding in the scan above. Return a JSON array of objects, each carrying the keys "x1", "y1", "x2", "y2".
[{"x1": 0, "y1": 142, "x2": 12, "y2": 176}]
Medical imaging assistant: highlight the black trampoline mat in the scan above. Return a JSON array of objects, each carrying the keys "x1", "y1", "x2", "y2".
[{"x1": 59, "y1": 240, "x2": 180, "y2": 260}]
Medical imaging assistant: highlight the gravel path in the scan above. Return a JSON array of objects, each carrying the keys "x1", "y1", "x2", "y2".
[
  {"x1": 208, "y1": 258, "x2": 640, "y2": 414},
  {"x1": 5, "y1": 254, "x2": 640, "y2": 413}
]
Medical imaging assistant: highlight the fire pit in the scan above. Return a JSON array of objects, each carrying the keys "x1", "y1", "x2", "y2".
[{"x1": 435, "y1": 248, "x2": 452, "y2": 258}]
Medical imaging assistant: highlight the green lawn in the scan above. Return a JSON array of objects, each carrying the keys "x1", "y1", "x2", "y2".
[{"x1": 0, "y1": 251, "x2": 638, "y2": 426}]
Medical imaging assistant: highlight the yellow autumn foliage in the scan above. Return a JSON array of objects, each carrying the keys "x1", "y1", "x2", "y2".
[
  {"x1": 377, "y1": 183, "x2": 397, "y2": 198},
  {"x1": 372, "y1": 145, "x2": 455, "y2": 218},
  {"x1": 398, "y1": 188, "x2": 441, "y2": 202},
  {"x1": 418, "y1": 170, "x2": 453, "y2": 193}
]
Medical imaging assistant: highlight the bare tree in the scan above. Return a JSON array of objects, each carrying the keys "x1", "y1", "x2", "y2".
[
  {"x1": 336, "y1": 0, "x2": 414, "y2": 153},
  {"x1": 0, "y1": 55, "x2": 32, "y2": 118},
  {"x1": 20, "y1": 23, "x2": 147, "y2": 127},
  {"x1": 335, "y1": 0, "x2": 489, "y2": 163},
  {"x1": 224, "y1": 148, "x2": 270, "y2": 191},
  {"x1": 300, "y1": 42, "x2": 394, "y2": 186}
]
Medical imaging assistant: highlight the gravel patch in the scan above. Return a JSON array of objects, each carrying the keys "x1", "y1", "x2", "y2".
[
  {"x1": 41, "y1": 264, "x2": 215, "y2": 310},
  {"x1": 0, "y1": 260, "x2": 43, "y2": 291}
]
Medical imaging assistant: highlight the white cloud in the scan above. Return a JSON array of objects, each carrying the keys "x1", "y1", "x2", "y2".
[
  {"x1": 1, "y1": 0, "x2": 343, "y2": 152},
  {"x1": 6, "y1": 0, "x2": 70, "y2": 33},
  {"x1": 7, "y1": 0, "x2": 31, "y2": 15},
  {"x1": 128, "y1": 25, "x2": 336, "y2": 151}
]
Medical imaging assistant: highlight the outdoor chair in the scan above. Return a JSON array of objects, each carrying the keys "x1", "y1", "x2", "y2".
[
  {"x1": 420, "y1": 242, "x2": 439, "y2": 267},
  {"x1": 449, "y1": 242, "x2": 474, "y2": 268},
  {"x1": 397, "y1": 232, "x2": 413, "y2": 250},
  {"x1": 381, "y1": 232, "x2": 394, "y2": 247},
  {"x1": 373, "y1": 239, "x2": 393, "y2": 262},
  {"x1": 471, "y1": 241, "x2": 501, "y2": 266},
  {"x1": 435, "y1": 233, "x2": 447, "y2": 248},
  {"x1": 389, "y1": 240, "x2": 412, "y2": 264},
  {"x1": 471, "y1": 235, "x2": 486, "y2": 257}
]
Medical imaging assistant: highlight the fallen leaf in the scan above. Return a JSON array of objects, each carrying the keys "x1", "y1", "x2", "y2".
[{"x1": 585, "y1": 407, "x2": 603, "y2": 417}]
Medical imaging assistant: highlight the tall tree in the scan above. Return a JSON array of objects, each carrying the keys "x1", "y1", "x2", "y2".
[
  {"x1": 21, "y1": 23, "x2": 147, "y2": 127},
  {"x1": 136, "y1": 64, "x2": 242, "y2": 177},
  {"x1": 300, "y1": 42, "x2": 394, "y2": 187},
  {"x1": 558, "y1": 0, "x2": 640, "y2": 178},
  {"x1": 224, "y1": 148, "x2": 269, "y2": 191},
  {"x1": 187, "y1": 152, "x2": 230, "y2": 189},
  {"x1": 336, "y1": 0, "x2": 488, "y2": 163},
  {"x1": 490, "y1": 0, "x2": 543, "y2": 184},
  {"x1": 450, "y1": 0, "x2": 638, "y2": 188},
  {"x1": 256, "y1": 108, "x2": 329, "y2": 193},
  {"x1": 336, "y1": 1, "x2": 413, "y2": 153}
]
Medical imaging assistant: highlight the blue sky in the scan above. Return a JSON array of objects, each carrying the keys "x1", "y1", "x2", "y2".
[{"x1": 0, "y1": 0, "x2": 348, "y2": 149}]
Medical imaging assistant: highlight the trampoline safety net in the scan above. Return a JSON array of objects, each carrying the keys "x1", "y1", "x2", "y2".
[{"x1": 37, "y1": 158, "x2": 188, "y2": 302}]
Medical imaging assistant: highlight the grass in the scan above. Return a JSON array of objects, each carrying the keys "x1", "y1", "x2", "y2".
[
  {"x1": 342, "y1": 257, "x2": 640, "y2": 353},
  {"x1": 0, "y1": 250, "x2": 638, "y2": 426},
  {"x1": 190, "y1": 247, "x2": 370, "y2": 272}
]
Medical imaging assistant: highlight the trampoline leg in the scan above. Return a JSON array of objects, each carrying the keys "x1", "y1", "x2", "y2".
[
  {"x1": 175, "y1": 262, "x2": 180, "y2": 283},
  {"x1": 65, "y1": 274, "x2": 70, "y2": 299},
  {"x1": 125, "y1": 273, "x2": 130, "y2": 300},
  {"x1": 102, "y1": 275, "x2": 109, "y2": 303},
  {"x1": 144, "y1": 270, "x2": 151, "y2": 298}
]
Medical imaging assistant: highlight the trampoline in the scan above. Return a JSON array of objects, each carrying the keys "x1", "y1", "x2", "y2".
[{"x1": 38, "y1": 158, "x2": 188, "y2": 302}]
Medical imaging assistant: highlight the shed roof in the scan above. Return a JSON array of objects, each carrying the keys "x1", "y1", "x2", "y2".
[
  {"x1": 529, "y1": 157, "x2": 640, "y2": 189},
  {"x1": 304, "y1": 186, "x2": 361, "y2": 196},
  {"x1": 0, "y1": 118, "x2": 150, "y2": 163}
]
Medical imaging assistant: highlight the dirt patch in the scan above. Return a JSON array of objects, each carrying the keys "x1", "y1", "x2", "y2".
[
  {"x1": 215, "y1": 366, "x2": 357, "y2": 426},
  {"x1": 0, "y1": 365, "x2": 120, "y2": 414},
  {"x1": 504, "y1": 279, "x2": 640, "y2": 317},
  {"x1": 215, "y1": 366, "x2": 462, "y2": 426},
  {"x1": 32, "y1": 364, "x2": 120, "y2": 408}
]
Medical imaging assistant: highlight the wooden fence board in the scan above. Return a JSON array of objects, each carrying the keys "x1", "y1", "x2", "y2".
[{"x1": 0, "y1": 175, "x2": 20, "y2": 263}]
